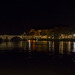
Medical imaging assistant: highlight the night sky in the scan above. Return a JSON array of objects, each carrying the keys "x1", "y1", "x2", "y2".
[{"x1": 0, "y1": 0, "x2": 75, "y2": 34}]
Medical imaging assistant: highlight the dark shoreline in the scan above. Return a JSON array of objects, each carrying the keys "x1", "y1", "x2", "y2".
[
  {"x1": 1, "y1": 38, "x2": 75, "y2": 42},
  {"x1": 38, "y1": 39, "x2": 75, "y2": 41}
]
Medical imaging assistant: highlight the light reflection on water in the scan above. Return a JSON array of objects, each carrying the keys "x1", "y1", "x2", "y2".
[
  {"x1": 59, "y1": 41, "x2": 63, "y2": 54},
  {"x1": 0, "y1": 40, "x2": 75, "y2": 54},
  {"x1": 73, "y1": 42, "x2": 75, "y2": 52}
]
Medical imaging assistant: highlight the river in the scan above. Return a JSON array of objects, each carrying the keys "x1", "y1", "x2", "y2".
[
  {"x1": 0, "y1": 40, "x2": 75, "y2": 75},
  {"x1": 0, "y1": 40, "x2": 75, "y2": 54}
]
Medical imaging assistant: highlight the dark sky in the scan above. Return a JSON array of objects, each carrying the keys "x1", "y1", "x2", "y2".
[{"x1": 0, "y1": 0, "x2": 75, "y2": 34}]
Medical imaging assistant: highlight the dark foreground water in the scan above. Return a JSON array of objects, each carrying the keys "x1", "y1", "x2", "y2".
[{"x1": 0, "y1": 40, "x2": 75, "y2": 75}]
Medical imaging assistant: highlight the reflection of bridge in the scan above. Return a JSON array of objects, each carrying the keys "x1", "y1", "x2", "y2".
[{"x1": 0, "y1": 35, "x2": 47, "y2": 41}]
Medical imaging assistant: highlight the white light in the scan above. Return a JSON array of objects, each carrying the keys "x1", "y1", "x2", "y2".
[
  {"x1": 48, "y1": 37, "x2": 50, "y2": 38},
  {"x1": 73, "y1": 34, "x2": 75, "y2": 36}
]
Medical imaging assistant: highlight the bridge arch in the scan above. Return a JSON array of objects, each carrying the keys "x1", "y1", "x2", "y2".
[{"x1": 10, "y1": 37, "x2": 22, "y2": 41}]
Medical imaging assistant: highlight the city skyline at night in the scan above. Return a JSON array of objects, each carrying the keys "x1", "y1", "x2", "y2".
[{"x1": 1, "y1": 0, "x2": 75, "y2": 75}]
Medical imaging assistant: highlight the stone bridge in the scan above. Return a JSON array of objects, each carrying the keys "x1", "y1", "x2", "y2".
[{"x1": 0, "y1": 35, "x2": 48, "y2": 41}]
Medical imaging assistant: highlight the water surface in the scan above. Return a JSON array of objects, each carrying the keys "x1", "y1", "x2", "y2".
[
  {"x1": 0, "y1": 40, "x2": 75, "y2": 75},
  {"x1": 0, "y1": 40, "x2": 74, "y2": 54}
]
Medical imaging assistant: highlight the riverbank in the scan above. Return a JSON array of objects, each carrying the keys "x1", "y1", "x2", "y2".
[{"x1": 38, "y1": 39, "x2": 75, "y2": 41}]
